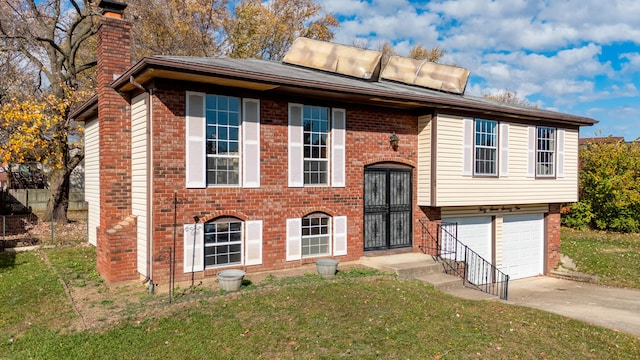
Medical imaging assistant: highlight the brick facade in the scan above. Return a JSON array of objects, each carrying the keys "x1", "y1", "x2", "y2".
[
  {"x1": 147, "y1": 83, "x2": 420, "y2": 284},
  {"x1": 546, "y1": 203, "x2": 562, "y2": 274},
  {"x1": 418, "y1": 206, "x2": 442, "y2": 256}
]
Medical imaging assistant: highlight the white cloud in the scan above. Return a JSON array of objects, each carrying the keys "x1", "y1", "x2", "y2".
[{"x1": 315, "y1": 0, "x2": 640, "y2": 138}]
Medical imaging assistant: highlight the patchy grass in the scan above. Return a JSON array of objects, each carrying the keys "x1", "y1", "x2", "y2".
[
  {"x1": 561, "y1": 227, "x2": 640, "y2": 289},
  {"x1": 2, "y1": 279, "x2": 638, "y2": 359},
  {"x1": 0, "y1": 251, "x2": 77, "y2": 343},
  {"x1": 1, "y1": 247, "x2": 639, "y2": 359}
]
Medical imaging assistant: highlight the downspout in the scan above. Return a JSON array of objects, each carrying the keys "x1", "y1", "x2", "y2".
[{"x1": 129, "y1": 76, "x2": 154, "y2": 293}]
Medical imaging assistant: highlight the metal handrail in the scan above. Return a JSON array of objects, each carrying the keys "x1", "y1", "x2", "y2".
[{"x1": 419, "y1": 219, "x2": 509, "y2": 300}]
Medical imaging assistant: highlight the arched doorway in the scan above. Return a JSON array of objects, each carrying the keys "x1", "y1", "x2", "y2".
[{"x1": 363, "y1": 163, "x2": 413, "y2": 250}]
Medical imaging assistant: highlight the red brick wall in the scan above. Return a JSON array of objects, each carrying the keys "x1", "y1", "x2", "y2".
[
  {"x1": 417, "y1": 206, "x2": 441, "y2": 256},
  {"x1": 96, "y1": 14, "x2": 137, "y2": 282},
  {"x1": 546, "y1": 203, "x2": 561, "y2": 274},
  {"x1": 146, "y1": 83, "x2": 420, "y2": 284}
]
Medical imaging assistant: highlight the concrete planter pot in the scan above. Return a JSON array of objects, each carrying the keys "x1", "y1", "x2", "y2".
[
  {"x1": 217, "y1": 269, "x2": 246, "y2": 292},
  {"x1": 315, "y1": 259, "x2": 339, "y2": 278}
]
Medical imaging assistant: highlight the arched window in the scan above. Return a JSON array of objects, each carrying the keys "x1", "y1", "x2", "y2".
[
  {"x1": 204, "y1": 217, "x2": 243, "y2": 267},
  {"x1": 301, "y1": 213, "x2": 331, "y2": 257}
]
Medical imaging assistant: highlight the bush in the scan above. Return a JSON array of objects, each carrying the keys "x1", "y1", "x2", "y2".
[
  {"x1": 579, "y1": 137, "x2": 640, "y2": 232},
  {"x1": 561, "y1": 201, "x2": 594, "y2": 230}
]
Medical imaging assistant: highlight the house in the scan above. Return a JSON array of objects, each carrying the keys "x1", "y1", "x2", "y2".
[{"x1": 72, "y1": 1, "x2": 597, "y2": 285}]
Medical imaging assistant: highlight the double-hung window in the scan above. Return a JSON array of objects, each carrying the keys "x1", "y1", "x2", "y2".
[
  {"x1": 301, "y1": 214, "x2": 331, "y2": 257},
  {"x1": 288, "y1": 104, "x2": 345, "y2": 188},
  {"x1": 204, "y1": 218, "x2": 243, "y2": 267},
  {"x1": 206, "y1": 95, "x2": 240, "y2": 186},
  {"x1": 183, "y1": 218, "x2": 263, "y2": 273},
  {"x1": 286, "y1": 215, "x2": 347, "y2": 260},
  {"x1": 186, "y1": 92, "x2": 260, "y2": 189},
  {"x1": 303, "y1": 106, "x2": 330, "y2": 185},
  {"x1": 474, "y1": 119, "x2": 498, "y2": 176},
  {"x1": 536, "y1": 126, "x2": 556, "y2": 177}
]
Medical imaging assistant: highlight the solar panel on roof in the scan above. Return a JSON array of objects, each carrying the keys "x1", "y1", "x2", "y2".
[
  {"x1": 381, "y1": 56, "x2": 470, "y2": 94},
  {"x1": 282, "y1": 37, "x2": 382, "y2": 80}
]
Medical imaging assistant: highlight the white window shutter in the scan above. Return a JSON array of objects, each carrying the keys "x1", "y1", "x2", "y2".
[
  {"x1": 557, "y1": 129, "x2": 565, "y2": 178},
  {"x1": 243, "y1": 99, "x2": 260, "y2": 188},
  {"x1": 185, "y1": 92, "x2": 206, "y2": 188},
  {"x1": 286, "y1": 218, "x2": 302, "y2": 261},
  {"x1": 183, "y1": 223, "x2": 204, "y2": 273},
  {"x1": 527, "y1": 126, "x2": 536, "y2": 178},
  {"x1": 462, "y1": 118, "x2": 473, "y2": 176},
  {"x1": 288, "y1": 104, "x2": 304, "y2": 187},
  {"x1": 333, "y1": 216, "x2": 347, "y2": 256},
  {"x1": 331, "y1": 108, "x2": 346, "y2": 187},
  {"x1": 244, "y1": 220, "x2": 263, "y2": 265},
  {"x1": 499, "y1": 123, "x2": 509, "y2": 177}
]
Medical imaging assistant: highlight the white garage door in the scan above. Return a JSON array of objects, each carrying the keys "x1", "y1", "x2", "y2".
[
  {"x1": 441, "y1": 217, "x2": 492, "y2": 261},
  {"x1": 502, "y1": 214, "x2": 544, "y2": 280}
]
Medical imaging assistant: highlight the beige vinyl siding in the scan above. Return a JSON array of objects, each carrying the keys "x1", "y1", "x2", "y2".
[
  {"x1": 441, "y1": 204, "x2": 549, "y2": 218},
  {"x1": 131, "y1": 94, "x2": 148, "y2": 277},
  {"x1": 494, "y1": 216, "x2": 503, "y2": 268},
  {"x1": 433, "y1": 114, "x2": 578, "y2": 207},
  {"x1": 84, "y1": 119, "x2": 100, "y2": 246},
  {"x1": 417, "y1": 115, "x2": 432, "y2": 205}
]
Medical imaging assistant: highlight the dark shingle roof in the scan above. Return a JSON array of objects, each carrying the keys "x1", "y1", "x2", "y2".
[{"x1": 73, "y1": 55, "x2": 597, "y2": 126}]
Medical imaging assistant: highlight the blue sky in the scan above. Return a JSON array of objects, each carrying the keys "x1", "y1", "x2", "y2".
[{"x1": 316, "y1": 0, "x2": 640, "y2": 140}]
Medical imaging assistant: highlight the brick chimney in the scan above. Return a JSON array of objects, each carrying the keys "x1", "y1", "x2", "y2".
[{"x1": 96, "y1": 0, "x2": 138, "y2": 282}]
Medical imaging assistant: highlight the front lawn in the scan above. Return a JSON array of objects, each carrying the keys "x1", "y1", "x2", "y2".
[
  {"x1": 1, "y1": 246, "x2": 638, "y2": 359},
  {"x1": 561, "y1": 227, "x2": 640, "y2": 289}
]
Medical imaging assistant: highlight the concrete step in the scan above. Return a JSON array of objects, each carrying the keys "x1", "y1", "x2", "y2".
[
  {"x1": 392, "y1": 261, "x2": 444, "y2": 280},
  {"x1": 359, "y1": 253, "x2": 499, "y2": 300},
  {"x1": 415, "y1": 273, "x2": 500, "y2": 300},
  {"x1": 444, "y1": 286, "x2": 499, "y2": 300},
  {"x1": 360, "y1": 256, "x2": 443, "y2": 280},
  {"x1": 415, "y1": 272, "x2": 463, "y2": 292}
]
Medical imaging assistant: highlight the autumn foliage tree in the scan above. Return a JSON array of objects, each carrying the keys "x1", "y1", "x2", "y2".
[
  {"x1": 484, "y1": 90, "x2": 538, "y2": 109},
  {"x1": 376, "y1": 41, "x2": 446, "y2": 69},
  {"x1": 0, "y1": 0, "x2": 96, "y2": 222},
  {"x1": 224, "y1": 0, "x2": 338, "y2": 60},
  {"x1": 128, "y1": 0, "x2": 228, "y2": 58},
  {"x1": 0, "y1": 91, "x2": 83, "y2": 200}
]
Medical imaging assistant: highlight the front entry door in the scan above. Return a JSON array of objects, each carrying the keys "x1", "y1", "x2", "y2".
[{"x1": 364, "y1": 168, "x2": 412, "y2": 250}]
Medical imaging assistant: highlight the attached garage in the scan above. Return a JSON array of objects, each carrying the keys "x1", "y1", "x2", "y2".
[
  {"x1": 441, "y1": 216, "x2": 492, "y2": 261},
  {"x1": 501, "y1": 214, "x2": 545, "y2": 279}
]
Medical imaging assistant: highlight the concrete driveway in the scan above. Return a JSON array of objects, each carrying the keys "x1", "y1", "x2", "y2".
[{"x1": 507, "y1": 277, "x2": 640, "y2": 337}]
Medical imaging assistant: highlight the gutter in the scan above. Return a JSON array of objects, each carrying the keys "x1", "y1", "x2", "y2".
[{"x1": 129, "y1": 76, "x2": 155, "y2": 293}]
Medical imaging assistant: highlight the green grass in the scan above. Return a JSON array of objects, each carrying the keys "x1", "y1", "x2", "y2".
[
  {"x1": 561, "y1": 227, "x2": 640, "y2": 289},
  {"x1": 1, "y1": 244, "x2": 639, "y2": 359},
  {"x1": 45, "y1": 245, "x2": 103, "y2": 288},
  {"x1": 0, "y1": 251, "x2": 76, "y2": 343},
  {"x1": 2, "y1": 279, "x2": 638, "y2": 359}
]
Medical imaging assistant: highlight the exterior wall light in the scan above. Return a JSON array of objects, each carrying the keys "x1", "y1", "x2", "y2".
[{"x1": 389, "y1": 131, "x2": 399, "y2": 151}]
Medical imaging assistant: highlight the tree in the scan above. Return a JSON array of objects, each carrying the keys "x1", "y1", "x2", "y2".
[
  {"x1": 128, "y1": 0, "x2": 228, "y2": 58},
  {"x1": 484, "y1": 90, "x2": 538, "y2": 109},
  {"x1": 377, "y1": 41, "x2": 446, "y2": 69},
  {"x1": 377, "y1": 41, "x2": 396, "y2": 69},
  {"x1": 567, "y1": 137, "x2": 640, "y2": 232},
  {"x1": 0, "y1": 92, "x2": 82, "y2": 191},
  {"x1": 0, "y1": 0, "x2": 96, "y2": 222},
  {"x1": 408, "y1": 44, "x2": 445, "y2": 62},
  {"x1": 225, "y1": 0, "x2": 338, "y2": 60}
]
